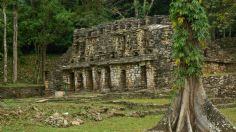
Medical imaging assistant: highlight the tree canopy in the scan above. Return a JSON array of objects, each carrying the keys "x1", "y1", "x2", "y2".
[{"x1": 0, "y1": 0, "x2": 235, "y2": 56}]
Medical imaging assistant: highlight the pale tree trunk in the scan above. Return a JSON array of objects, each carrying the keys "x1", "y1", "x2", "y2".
[
  {"x1": 146, "y1": 0, "x2": 154, "y2": 16},
  {"x1": 133, "y1": 0, "x2": 139, "y2": 18},
  {"x1": 149, "y1": 77, "x2": 236, "y2": 132},
  {"x1": 143, "y1": 0, "x2": 146, "y2": 16},
  {"x1": 37, "y1": 44, "x2": 47, "y2": 84},
  {"x1": 13, "y1": 1, "x2": 18, "y2": 83},
  {"x1": 3, "y1": 0, "x2": 8, "y2": 83},
  {"x1": 36, "y1": 44, "x2": 41, "y2": 84},
  {"x1": 42, "y1": 44, "x2": 47, "y2": 82}
]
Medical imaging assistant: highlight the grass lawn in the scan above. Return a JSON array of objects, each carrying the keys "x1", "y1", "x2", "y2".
[
  {"x1": 1, "y1": 115, "x2": 162, "y2": 132},
  {"x1": 0, "y1": 96, "x2": 236, "y2": 132},
  {"x1": 115, "y1": 98, "x2": 171, "y2": 105},
  {"x1": 0, "y1": 83, "x2": 43, "y2": 88},
  {"x1": 220, "y1": 107, "x2": 236, "y2": 125}
]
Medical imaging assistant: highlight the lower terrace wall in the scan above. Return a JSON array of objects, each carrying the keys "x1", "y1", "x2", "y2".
[
  {"x1": 0, "y1": 86, "x2": 45, "y2": 99},
  {"x1": 203, "y1": 74, "x2": 236, "y2": 98}
]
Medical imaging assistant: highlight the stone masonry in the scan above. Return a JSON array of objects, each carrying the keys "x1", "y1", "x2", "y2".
[
  {"x1": 62, "y1": 16, "x2": 173, "y2": 93},
  {"x1": 60, "y1": 16, "x2": 236, "y2": 97}
]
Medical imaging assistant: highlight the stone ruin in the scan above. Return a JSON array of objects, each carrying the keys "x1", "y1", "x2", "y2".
[
  {"x1": 51, "y1": 16, "x2": 236, "y2": 98},
  {"x1": 61, "y1": 15, "x2": 173, "y2": 93}
]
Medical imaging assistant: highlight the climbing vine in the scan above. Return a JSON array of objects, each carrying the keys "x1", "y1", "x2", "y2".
[{"x1": 170, "y1": 0, "x2": 210, "y2": 88}]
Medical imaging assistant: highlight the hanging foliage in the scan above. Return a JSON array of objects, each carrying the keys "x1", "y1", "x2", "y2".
[{"x1": 170, "y1": 0, "x2": 209, "y2": 88}]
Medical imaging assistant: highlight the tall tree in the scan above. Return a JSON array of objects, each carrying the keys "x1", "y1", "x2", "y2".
[
  {"x1": 204, "y1": 0, "x2": 236, "y2": 39},
  {"x1": 35, "y1": 0, "x2": 73, "y2": 83},
  {"x1": 133, "y1": 0, "x2": 154, "y2": 18},
  {"x1": 13, "y1": 0, "x2": 18, "y2": 83},
  {"x1": 2, "y1": 0, "x2": 8, "y2": 83},
  {"x1": 150, "y1": 0, "x2": 236, "y2": 131}
]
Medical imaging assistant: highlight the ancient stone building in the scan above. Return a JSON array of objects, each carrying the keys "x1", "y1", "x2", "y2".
[
  {"x1": 59, "y1": 15, "x2": 236, "y2": 97},
  {"x1": 61, "y1": 16, "x2": 173, "y2": 92}
]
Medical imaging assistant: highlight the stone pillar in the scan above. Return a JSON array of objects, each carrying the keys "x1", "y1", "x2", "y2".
[
  {"x1": 100, "y1": 68, "x2": 107, "y2": 92},
  {"x1": 74, "y1": 71, "x2": 79, "y2": 92},
  {"x1": 137, "y1": 29, "x2": 145, "y2": 55},
  {"x1": 82, "y1": 69, "x2": 87, "y2": 91},
  {"x1": 146, "y1": 62, "x2": 155, "y2": 91},
  {"x1": 92, "y1": 67, "x2": 98, "y2": 91}
]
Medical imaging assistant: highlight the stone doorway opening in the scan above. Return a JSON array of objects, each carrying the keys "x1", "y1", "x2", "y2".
[
  {"x1": 141, "y1": 66, "x2": 147, "y2": 89},
  {"x1": 87, "y1": 69, "x2": 93, "y2": 91},
  {"x1": 121, "y1": 70, "x2": 126, "y2": 90},
  {"x1": 77, "y1": 73, "x2": 84, "y2": 91},
  {"x1": 105, "y1": 67, "x2": 111, "y2": 90},
  {"x1": 97, "y1": 71, "x2": 101, "y2": 91},
  {"x1": 69, "y1": 72, "x2": 75, "y2": 91}
]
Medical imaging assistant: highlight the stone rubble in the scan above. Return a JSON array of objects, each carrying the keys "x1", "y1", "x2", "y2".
[{"x1": 44, "y1": 112, "x2": 84, "y2": 127}]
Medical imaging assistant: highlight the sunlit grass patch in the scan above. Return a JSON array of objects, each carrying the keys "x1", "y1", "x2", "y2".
[
  {"x1": 0, "y1": 83, "x2": 43, "y2": 88},
  {"x1": 220, "y1": 107, "x2": 236, "y2": 125},
  {"x1": 115, "y1": 98, "x2": 171, "y2": 105},
  {"x1": 1, "y1": 115, "x2": 162, "y2": 132}
]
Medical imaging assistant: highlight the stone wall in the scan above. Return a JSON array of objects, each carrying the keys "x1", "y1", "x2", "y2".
[
  {"x1": 204, "y1": 37, "x2": 236, "y2": 74},
  {"x1": 0, "y1": 86, "x2": 45, "y2": 99},
  {"x1": 203, "y1": 74, "x2": 236, "y2": 98}
]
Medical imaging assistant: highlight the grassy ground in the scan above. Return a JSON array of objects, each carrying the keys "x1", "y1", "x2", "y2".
[
  {"x1": 0, "y1": 95, "x2": 235, "y2": 132},
  {"x1": 1, "y1": 115, "x2": 162, "y2": 132},
  {"x1": 0, "y1": 83, "x2": 44, "y2": 88},
  {"x1": 115, "y1": 98, "x2": 171, "y2": 105}
]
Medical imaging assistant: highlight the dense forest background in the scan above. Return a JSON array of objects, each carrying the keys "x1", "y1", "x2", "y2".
[
  {"x1": 0, "y1": 0, "x2": 234, "y2": 55},
  {"x1": 0, "y1": 0, "x2": 235, "y2": 83}
]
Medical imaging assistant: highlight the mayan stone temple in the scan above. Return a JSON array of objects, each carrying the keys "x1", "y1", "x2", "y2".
[
  {"x1": 58, "y1": 15, "x2": 236, "y2": 98},
  {"x1": 61, "y1": 16, "x2": 173, "y2": 92}
]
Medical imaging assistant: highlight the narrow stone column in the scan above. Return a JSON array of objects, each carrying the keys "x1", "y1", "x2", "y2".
[
  {"x1": 82, "y1": 69, "x2": 87, "y2": 91},
  {"x1": 92, "y1": 67, "x2": 98, "y2": 91},
  {"x1": 74, "y1": 71, "x2": 79, "y2": 92},
  {"x1": 146, "y1": 62, "x2": 155, "y2": 91},
  {"x1": 100, "y1": 68, "x2": 107, "y2": 92}
]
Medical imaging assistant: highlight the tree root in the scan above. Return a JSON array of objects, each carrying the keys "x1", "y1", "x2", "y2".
[{"x1": 148, "y1": 77, "x2": 236, "y2": 132}]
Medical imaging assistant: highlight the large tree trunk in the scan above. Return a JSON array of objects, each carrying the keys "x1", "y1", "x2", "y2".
[
  {"x1": 13, "y1": 1, "x2": 18, "y2": 83},
  {"x1": 3, "y1": 0, "x2": 8, "y2": 83},
  {"x1": 149, "y1": 77, "x2": 236, "y2": 132}
]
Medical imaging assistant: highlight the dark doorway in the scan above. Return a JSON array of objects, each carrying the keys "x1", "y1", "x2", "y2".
[
  {"x1": 87, "y1": 69, "x2": 93, "y2": 91},
  {"x1": 97, "y1": 71, "x2": 101, "y2": 90},
  {"x1": 141, "y1": 66, "x2": 147, "y2": 89},
  {"x1": 69, "y1": 72, "x2": 75, "y2": 91},
  {"x1": 121, "y1": 70, "x2": 126, "y2": 90},
  {"x1": 105, "y1": 67, "x2": 111, "y2": 90},
  {"x1": 77, "y1": 73, "x2": 84, "y2": 90}
]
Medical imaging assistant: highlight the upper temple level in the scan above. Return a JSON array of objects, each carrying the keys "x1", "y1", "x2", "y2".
[{"x1": 66, "y1": 15, "x2": 172, "y2": 69}]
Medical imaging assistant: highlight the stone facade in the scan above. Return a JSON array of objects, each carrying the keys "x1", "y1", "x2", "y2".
[
  {"x1": 60, "y1": 15, "x2": 236, "y2": 97},
  {"x1": 62, "y1": 16, "x2": 173, "y2": 92}
]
